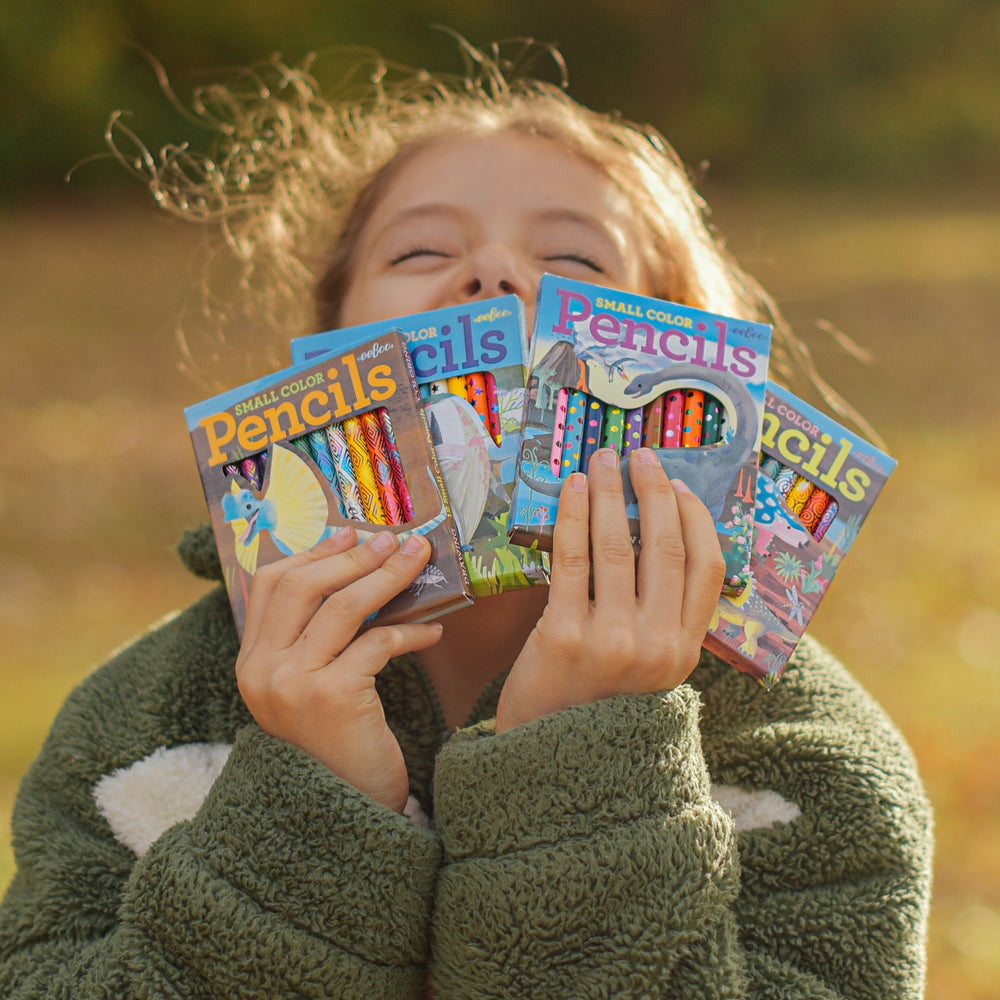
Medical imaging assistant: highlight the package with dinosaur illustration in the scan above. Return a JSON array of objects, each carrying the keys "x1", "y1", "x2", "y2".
[
  {"x1": 184, "y1": 330, "x2": 473, "y2": 638},
  {"x1": 507, "y1": 274, "x2": 773, "y2": 595},
  {"x1": 702, "y1": 382, "x2": 896, "y2": 687},
  {"x1": 291, "y1": 296, "x2": 550, "y2": 597}
]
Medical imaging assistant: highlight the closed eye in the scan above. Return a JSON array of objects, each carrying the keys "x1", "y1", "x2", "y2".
[
  {"x1": 542, "y1": 252, "x2": 604, "y2": 273},
  {"x1": 390, "y1": 245, "x2": 452, "y2": 265}
]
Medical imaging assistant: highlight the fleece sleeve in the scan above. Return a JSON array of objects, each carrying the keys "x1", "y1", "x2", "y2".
[
  {"x1": 429, "y1": 645, "x2": 933, "y2": 1000},
  {"x1": 0, "y1": 595, "x2": 442, "y2": 999},
  {"x1": 430, "y1": 686, "x2": 749, "y2": 998}
]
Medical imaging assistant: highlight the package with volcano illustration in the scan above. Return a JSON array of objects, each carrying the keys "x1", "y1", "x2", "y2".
[
  {"x1": 291, "y1": 296, "x2": 549, "y2": 597},
  {"x1": 703, "y1": 383, "x2": 896, "y2": 688},
  {"x1": 185, "y1": 330, "x2": 473, "y2": 638},
  {"x1": 508, "y1": 275, "x2": 772, "y2": 595}
]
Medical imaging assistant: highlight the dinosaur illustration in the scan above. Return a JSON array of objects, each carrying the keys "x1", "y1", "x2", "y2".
[
  {"x1": 709, "y1": 573, "x2": 801, "y2": 658},
  {"x1": 221, "y1": 442, "x2": 448, "y2": 575},
  {"x1": 518, "y1": 361, "x2": 760, "y2": 521}
]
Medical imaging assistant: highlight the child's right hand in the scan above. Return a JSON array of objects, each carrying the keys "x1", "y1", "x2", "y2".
[{"x1": 235, "y1": 528, "x2": 444, "y2": 814}]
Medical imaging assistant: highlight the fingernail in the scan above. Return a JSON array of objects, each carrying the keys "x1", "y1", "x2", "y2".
[
  {"x1": 369, "y1": 531, "x2": 397, "y2": 552},
  {"x1": 635, "y1": 448, "x2": 658, "y2": 465},
  {"x1": 568, "y1": 472, "x2": 587, "y2": 492},
  {"x1": 672, "y1": 479, "x2": 692, "y2": 494},
  {"x1": 597, "y1": 448, "x2": 619, "y2": 468},
  {"x1": 401, "y1": 534, "x2": 427, "y2": 553}
]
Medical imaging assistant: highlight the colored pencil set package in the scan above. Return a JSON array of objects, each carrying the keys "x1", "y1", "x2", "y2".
[
  {"x1": 292, "y1": 296, "x2": 549, "y2": 597},
  {"x1": 185, "y1": 330, "x2": 473, "y2": 637},
  {"x1": 702, "y1": 383, "x2": 896, "y2": 688},
  {"x1": 508, "y1": 274, "x2": 773, "y2": 595}
]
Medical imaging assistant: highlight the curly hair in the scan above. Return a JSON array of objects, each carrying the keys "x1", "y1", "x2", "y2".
[{"x1": 109, "y1": 38, "x2": 864, "y2": 431}]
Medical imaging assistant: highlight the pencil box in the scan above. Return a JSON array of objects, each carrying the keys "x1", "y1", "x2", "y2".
[
  {"x1": 291, "y1": 296, "x2": 549, "y2": 597},
  {"x1": 702, "y1": 382, "x2": 896, "y2": 687},
  {"x1": 185, "y1": 330, "x2": 473, "y2": 637},
  {"x1": 508, "y1": 274, "x2": 772, "y2": 595}
]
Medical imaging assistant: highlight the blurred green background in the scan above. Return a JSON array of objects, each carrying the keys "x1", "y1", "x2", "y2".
[{"x1": 2, "y1": 2, "x2": 999, "y2": 997}]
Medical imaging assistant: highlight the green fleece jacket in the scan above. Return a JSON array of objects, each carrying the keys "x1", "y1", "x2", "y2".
[{"x1": 0, "y1": 527, "x2": 932, "y2": 999}]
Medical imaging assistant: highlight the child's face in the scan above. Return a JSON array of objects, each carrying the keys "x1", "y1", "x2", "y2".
[{"x1": 339, "y1": 131, "x2": 652, "y2": 328}]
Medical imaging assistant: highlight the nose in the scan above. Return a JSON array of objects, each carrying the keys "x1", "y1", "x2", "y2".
[{"x1": 455, "y1": 242, "x2": 532, "y2": 303}]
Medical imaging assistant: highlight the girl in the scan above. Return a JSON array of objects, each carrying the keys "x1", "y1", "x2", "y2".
[{"x1": 0, "y1": 45, "x2": 932, "y2": 999}]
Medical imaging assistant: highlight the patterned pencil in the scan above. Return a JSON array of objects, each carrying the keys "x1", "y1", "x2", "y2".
[
  {"x1": 550, "y1": 387, "x2": 570, "y2": 476},
  {"x1": 483, "y1": 371, "x2": 502, "y2": 444},
  {"x1": 342, "y1": 415, "x2": 387, "y2": 523},
  {"x1": 786, "y1": 475, "x2": 816, "y2": 516},
  {"x1": 642, "y1": 395, "x2": 665, "y2": 449},
  {"x1": 464, "y1": 372, "x2": 493, "y2": 438},
  {"x1": 376, "y1": 407, "x2": 414, "y2": 521},
  {"x1": 661, "y1": 388, "x2": 685, "y2": 448},
  {"x1": 325, "y1": 423, "x2": 366, "y2": 521},
  {"x1": 702, "y1": 395, "x2": 723, "y2": 446},
  {"x1": 773, "y1": 464, "x2": 797, "y2": 498},
  {"x1": 621, "y1": 408, "x2": 645, "y2": 461},
  {"x1": 306, "y1": 429, "x2": 338, "y2": 487},
  {"x1": 600, "y1": 405, "x2": 625, "y2": 453},
  {"x1": 446, "y1": 375, "x2": 469, "y2": 399},
  {"x1": 812, "y1": 499, "x2": 839, "y2": 540},
  {"x1": 681, "y1": 389, "x2": 705, "y2": 447},
  {"x1": 560, "y1": 389, "x2": 588, "y2": 477},
  {"x1": 799, "y1": 486, "x2": 831, "y2": 533},
  {"x1": 361, "y1": 409, "x2": 405, "y2": 525},
  {"x1": 759, "y1": 455, "x2": 783, "y2": 480},
  {"x1": 238, "y1": 456, "x2": 264, "y2": 491},
  {"x1": 580, "y1": 396, "x2": 605, "y2": 473}
]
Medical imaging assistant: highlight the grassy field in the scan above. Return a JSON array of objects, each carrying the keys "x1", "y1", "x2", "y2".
[{"x1": 2, "y1": 188, "x2": 999, "y2": 998}]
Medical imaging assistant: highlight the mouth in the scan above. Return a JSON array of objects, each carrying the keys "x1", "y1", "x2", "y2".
[{"x1": 240, "y1": 508, "x2": 260, "y2": 545}]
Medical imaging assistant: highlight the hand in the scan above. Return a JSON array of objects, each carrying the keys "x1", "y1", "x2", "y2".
[
  {"x1": 496, "y1": 447, "x2": 725, "y2": 732},
  {"x1": 235, "y1": 528, "x2": 444, "y2": 813}
]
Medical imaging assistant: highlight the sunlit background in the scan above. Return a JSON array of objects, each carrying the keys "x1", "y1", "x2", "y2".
[{"x1": 2, "y1": 2, "x2": 999, "y2": 996}]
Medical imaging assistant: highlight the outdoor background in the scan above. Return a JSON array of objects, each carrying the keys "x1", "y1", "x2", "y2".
[{"x1": 2, "y1": 2, "x2": 998, "y2": 996}]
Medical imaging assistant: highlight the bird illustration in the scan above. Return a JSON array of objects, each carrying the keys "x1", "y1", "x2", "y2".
[
  {"x1": 427, "y1": 395, "x2": 491, "y2": 545},
  {"x1": 221, "y1": 443, "x2": 333, "y2": 574}
]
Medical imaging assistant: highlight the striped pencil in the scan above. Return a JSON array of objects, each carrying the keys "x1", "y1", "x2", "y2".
[{"x1": 342, "y1": 415, "x2": 387, "y2": 523}]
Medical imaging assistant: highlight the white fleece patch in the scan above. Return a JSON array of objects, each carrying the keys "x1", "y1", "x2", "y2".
[
  {"x1": 711, "y1": 783, "x2": 801, "y2": 831},
  {"x1": 93, "y1": 743, "x2": 233, "y2": 857}
]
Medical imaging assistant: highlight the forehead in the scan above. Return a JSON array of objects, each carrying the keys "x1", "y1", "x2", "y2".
[{"x1": 367, "y1": 130, "x2": 635, "y2": 224}]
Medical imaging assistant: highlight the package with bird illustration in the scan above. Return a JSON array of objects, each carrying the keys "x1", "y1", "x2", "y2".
[
  {"x1": 291, "y1": 296, "x2": 550, "y2": 597},
  {"x1": 702, "y1": 382, "x2": 896, "y2": 687},
  {"x1": 508, "y1": 274, "x2": 773, "y2": 595},
  {"x1": 185, "y1": 330, "x2": 473, "y2": 637}
]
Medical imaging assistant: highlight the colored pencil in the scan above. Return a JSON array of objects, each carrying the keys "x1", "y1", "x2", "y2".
[
  {"x1": 786, "y1": 475, "x2": 815, "y2": 516},
  {"x1": 376, "y1": 408, "x2": 415, "y2": 521},
  {"x1": 813, "y1": 500, "x2": 839, "y2": 541},
  {"x1": 342, "y1": 415, "x2": 386, "y2": 523},
  {"x1": 560, "y1": 389, "x2": 588, "y2": 477},
  {"x1": 681, "y1": 389, "x2": 705, "y2": 447},
  {"x1": 464, "y1": 372, "x2": 493, "y2": 440},
  {"x1": 483, "y1": 371, "x2": 502, "y2": 444},
  {"x1": 621, "y1": 408, "x2": 645, "y2": 461},
  {"x1": 642, "y1": 396, "x2": 664, "y2": 448},
  {"x1": 661, "y1": 389, "x2": 685, "y2": 447},
  {"x1": 325, "y1": 423, "x2": 366, "y2": 521},
  {"x1": 600, "y1": 405, "x2": 625, "y2": 452},
  {"x1": 550, "y1": 387, "x2": 570, "y2": 477},
  {"x1": 799, "y1": 486, "x2": 831, "y2": 533},
  {"x1": 361, "y1": 409, "x2": 405, "y2": 525},
  {"x1": 702, "y1": 395, "x2": 723, "y2": 446},
  {"x1": 580, "y1": 396, "x2": 605, "y2": 473}
]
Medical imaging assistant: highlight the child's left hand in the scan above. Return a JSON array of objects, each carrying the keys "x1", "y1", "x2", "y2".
[{"x1": 495, "y1": 447, "x2": 725, "y2": 732}]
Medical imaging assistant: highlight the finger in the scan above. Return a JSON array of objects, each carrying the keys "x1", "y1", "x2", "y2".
[
  {"x1": 670, "y1": 480, "x2": 727, "y2": 636},
  {"x1": 250, "y1": 530, "x2": 415, "y2": 653},
  {"x1": 548, "y1": 471, "x2": 591, "y2": 614},
  {"x1": 585, "y1": 448, "x2": 637, "y2": 607},
  {"x1": 631, "y1": 450, "x2": 688, "y2": 609},
  {"x1": 299, "y1": 533, "x2": 435, "y2": 655},
  {"x1": 241, "y1": 528, "x2": 357, "y2": 649},
  {"x1": 330, "y1": 620, "x2": 445, "y2": 679}
]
